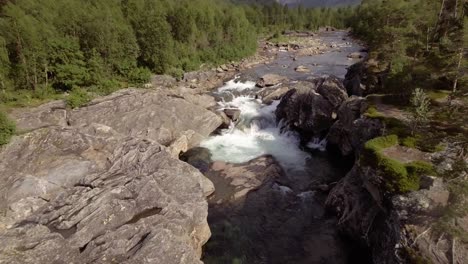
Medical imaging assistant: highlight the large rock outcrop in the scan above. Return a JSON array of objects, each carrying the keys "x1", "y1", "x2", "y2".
[
  {"x1": 275, "y1": 76, "x2": 348, "y2": 137},
  {"x1": 69, "y1": 89, "x2": 222, "y2": 147},
  {"x1": 0, "y1": 88, "x2": 222, "y2": 264}
]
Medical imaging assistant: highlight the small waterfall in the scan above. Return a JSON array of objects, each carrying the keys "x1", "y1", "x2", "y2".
[
  {"x1": 201, "y1": 80, "x2": 310, "y2": 172},
  {"x1": 307, "y1": 137, "x2": 328, "y2": 151}
]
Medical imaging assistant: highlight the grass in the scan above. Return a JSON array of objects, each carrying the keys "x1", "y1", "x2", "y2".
[{"x1": 427, "y1": 90, "x2": 451, "y2": 101}]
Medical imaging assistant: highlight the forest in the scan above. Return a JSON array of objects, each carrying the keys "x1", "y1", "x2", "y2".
[
  {"x1": 0, "y1": 0, "x2": 352, "y2": 108},
  {"x1": 348, "y1": 0, "x2": 467, "y2": 97}
]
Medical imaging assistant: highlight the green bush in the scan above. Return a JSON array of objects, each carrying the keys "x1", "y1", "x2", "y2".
[
  {"x1": 127, "y1": 67, "x2": 152, "y2": 86},
  {"x1": 0, "y1": 111, "x2": 16, "y2": 145},
  {"x1": 166, "y1": 67, "x2": 184, "y2": 81},
  {"x1": 66, "y1": 88, "x2": 92, "y2": 108},
  {"x1": 90, "y1": 79, "x2": 120, "y2": 96}
]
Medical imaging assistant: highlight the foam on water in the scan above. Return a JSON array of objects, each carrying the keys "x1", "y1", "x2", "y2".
[
  {"x1": 217, "y1": 78, "x2": 256, "y2": 93},
  {"x1": 307, "y1": 137, "x2": 328, "y2": 151},
  {"x1": 202, "y1": 80, "x2": 310, "y2": 171}
]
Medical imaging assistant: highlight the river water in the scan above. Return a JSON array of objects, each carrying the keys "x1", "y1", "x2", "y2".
[{"x1": 197, "y1": 31, "x2": 371, "y2": 264}]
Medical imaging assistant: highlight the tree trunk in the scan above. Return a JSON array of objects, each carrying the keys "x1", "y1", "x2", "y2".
[
  {"x1": 44, "y1": 63, "x2": 48, "y2": 87},
  {"x1": 426, "y1": 27, "x2": 430, "y2": 52},
  {"x1": 448, "y1": 48, "x2": 464, "y2": 106},
  {"x1": 433, "y1": 0, "x2": 446, "y2": 41}
]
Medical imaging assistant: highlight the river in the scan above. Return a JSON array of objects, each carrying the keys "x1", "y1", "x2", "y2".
[{"x1": 189, "y1": 31, "x2": 372, "y2": 264}]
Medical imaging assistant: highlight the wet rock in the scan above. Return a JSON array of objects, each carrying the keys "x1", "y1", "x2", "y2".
[
  {"x1": 276, "y1": 87, "x2": 334, "y2": 136},
  {"x1": 205, "y1": 156, "x2": 351, "y2": 264},
  {"x1": 347, "y1": 52, "x2": 364, "y2": 59},
  {"x1": 223, "y1": 108, "x2": 241, "y2": 122},
  {"x1": 68, "y1": 88, "x2": 222, "y2": 147},
  {"x1": 216, "y1": 111, "x2": 231, "y2": 129},
  {"x1": 276, "y1": 77, "x2": 349, "y2": 137},
  {"x1": 259, "y1": 86, "x2": 291, "y2": 105},
  {"x1": 256, "y1": 74, "x2": 286, "y2": 87},
  {"x1": 180, "y1": 147, "x2": 213, "y2": 174},
  {"x1": 0, "y1": 127, "x2": 212, "y2": 264},
  {"x1": 315, "y1": 76, "x2": 349, "y2": 109},
  {"x1": 295, "y1": 65, "x2": 310, "y2": 73}
]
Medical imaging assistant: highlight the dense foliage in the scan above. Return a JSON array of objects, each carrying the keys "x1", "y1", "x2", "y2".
[
  {"x1": 0, "y1": 0, "x2": 353, "y2": 108},
  {"x1": 348, "y1": 0, "x2": 467, "y2": 96}
]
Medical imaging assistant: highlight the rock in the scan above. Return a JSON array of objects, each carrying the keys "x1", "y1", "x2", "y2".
[
  {"x1": 276, "y1": 87, "x2": 333, "y2": 136},
  {"x1": 344, "y1": 62, "x2": 382, "y2": 96},
  {"x1": 337, "y1": 97, "x2": 368, "y2": 126},
  {"x1": 276, "y1": 77, "x2": 349, "y2": 137},
  {"x1": 216, "y1": 111, "x2": 231, "y2": 129},
  {"x1": 328, "y1": 117, "x2": 382, "y2": 156},
  {"x1": 205, "y1": 156, "x2": 283, "y2": 205},
  {"x1": 151, "y1": 75, "x2": 177, "y2": 87},
  {"x1": 223, "y1": 108, "x2": 241, "y2": 122},
  {"x1": 68, "y1": 89, "x2": 222, "y2": 147},
  {"x1": 220, "y1": 64, "x2": 229, "y2": 71},
  {"x1": 0, "y1": 126, "x2": 213, "y2": 264},
  {"x1": 259, "y1": 86, "x2": 291, "y2": 104},
  {"x1": 315, "y1": 76, "x2": 349, "y2": 109},
  {"x1": 295, "y1": 65, "x2": 310, "y2": 73},
  {"x1": 205, "y1": 156, "x2": 353, "y2": 264},
  {"x1": 256, "y1": 74, "x2": 286, "y2": 87},
  {"x1": 180, "y1": 147, "x2": 213, "y2": 174},
  {"x1": 8, "y1": 100, "x2": 67, "y2": 132},
  {"x1": 347, "y1": 52, "x2": 364, "y2": 59},
  {"x1": 326, "y1": 165, "x2": 401, "y2": 264},
  {"x1": 393, "y1": 176, "x2": 449, "y2": 218}
]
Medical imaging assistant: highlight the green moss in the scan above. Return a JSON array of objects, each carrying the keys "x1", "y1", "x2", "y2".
[
  {"x1": 365, "y1": 134, "x2": 399, "y2": 152},
  {"x1": 362, "y1": 135, "x2": 435, "y2": 193},
  {"x1": 364, "y1": 106, "x2": 384, "y2": 118},
  {"x1": 0, "y1": 111, "x2": 16, "y2": 146},
  {"x1": 405, "y1": 161, "x2": 435, "y2": 177},
  {"x1": 401, "y1": 137, "x2": 417, "y2": 148},
  {"x1": 364, "y1": 107, "x2": 412, "y2": 137},
  {"x1": 378, "y1": 156, "x2": 419, "y2": 193},
  {"x1": 428, "y1": 90, "x2": 450, "y2": 101}
]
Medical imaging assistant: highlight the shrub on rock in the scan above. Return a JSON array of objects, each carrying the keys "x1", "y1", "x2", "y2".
[{"x1": 0, "y1": 111, "x2": 15, "y2": 145}]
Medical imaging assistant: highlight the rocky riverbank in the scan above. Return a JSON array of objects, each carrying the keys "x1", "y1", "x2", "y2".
[{"x1": 1, "y1": 30, "x2": 465, "y2": 264}]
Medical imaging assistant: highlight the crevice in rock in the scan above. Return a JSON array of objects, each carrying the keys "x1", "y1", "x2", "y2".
[
  {"x1": 73, "y1": 182, "x2": 95, "y2": 189},
  {"x1": 127, "y1": 231, "x2": 151, "y2": 257},
  {"x1": 46, "y1": 224, "x2": 78, "y2": 239},
  {"x1": 125, "y1": 207, "x2": 162, "y2": 225},
  {"x1": 79, "y1": 242, "x2": 89, "y2": 253}
]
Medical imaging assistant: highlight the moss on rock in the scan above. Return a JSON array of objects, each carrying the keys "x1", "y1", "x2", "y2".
[{"x1": 362, "y1": 135, "x2": 434, "y2": 193}]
